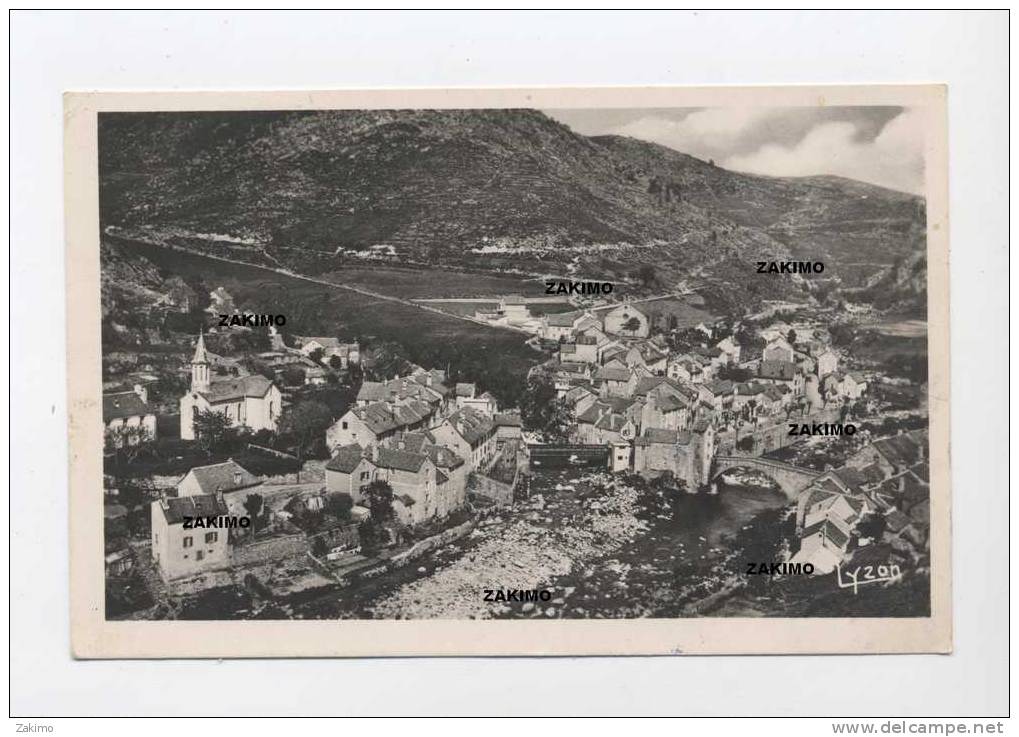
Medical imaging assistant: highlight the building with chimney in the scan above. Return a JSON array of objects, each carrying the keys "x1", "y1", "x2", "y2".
[
  {"x1": 179, "y1": 331, "x2": 282, "y2": 440},
  {"x1": 430, "y1": 406, "x2": 498, "y2": 473},
  {"x1": 325, "y1": 440, "x2": 467, "y2": 526},
  {"x1": 151, "y1": 493, "x2": 232, "y2": 581},
  {"x1": 632, "y1": 419, "x2": 716, "y2": 490},
  {"x1": 103, "y1": 385, "x2": 157, "y2": 446}
]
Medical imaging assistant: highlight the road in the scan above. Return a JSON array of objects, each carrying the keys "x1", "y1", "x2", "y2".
[{"x1": 109, "y1": 232, "x2": 537, "y2": 335}]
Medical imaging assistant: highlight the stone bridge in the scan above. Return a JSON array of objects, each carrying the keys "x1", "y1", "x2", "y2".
[{"x1": 710, "y1": 455, "x2": 821, "y2": 501}]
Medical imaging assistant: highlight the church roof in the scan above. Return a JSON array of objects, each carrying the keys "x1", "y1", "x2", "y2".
[
  {"x1": 192, "y1": 331, "x2": 209, "y2": 364},
  {"x1": 199, "y1": 375, "x2": 274, "y2": 404}
]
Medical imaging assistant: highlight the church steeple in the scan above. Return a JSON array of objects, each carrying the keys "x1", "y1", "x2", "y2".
[{"x1": 191, "y1": 329, "x2": 210, "y2": 392}]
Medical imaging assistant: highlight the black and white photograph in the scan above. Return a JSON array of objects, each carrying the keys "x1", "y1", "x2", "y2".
[
  {"x1": 12, "y1": 7, "x2": 1010, "y2": 723},
  {"x1": 93, "y1": 96, "x2": 940, "y2": 627}
]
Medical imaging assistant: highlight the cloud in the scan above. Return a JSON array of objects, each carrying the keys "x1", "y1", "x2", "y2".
[
  {"x1": 548, "y1": 105, "x2": 923, "y2": 195},
  {"x1": 615, "y1": 107, "x2": 776, "y2": 161},
  {"x1": 723, "y1": 109, "x2": 925, "y2": 194}
]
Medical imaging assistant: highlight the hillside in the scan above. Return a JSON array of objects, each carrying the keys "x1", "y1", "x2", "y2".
[{"x1": 99, "y1": 109, "x2": 925, "y2": 309}]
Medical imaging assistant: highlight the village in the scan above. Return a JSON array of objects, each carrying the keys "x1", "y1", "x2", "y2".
[{"x1": 101, "y1": 279, "x2": 930, "y2": 620}]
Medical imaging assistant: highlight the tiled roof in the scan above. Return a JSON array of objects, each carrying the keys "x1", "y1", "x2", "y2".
[
  {"x1": 376, "y1": 447, "x2": 428, "y2": 474},
  {"x1": 326, "y1": 444, "x2": 366, "y2": 473},
  {"x1": 183, "y1": 459, "x2": 260, "y2": 495},
  {"x1": 594, "y1": 366, "x2": 632, "y2": 382},
  {"x1": 558, "y1": 362, "x2": 589, "y2": 375},
  {"x1": 494, "y1": 412, "x2": 522, "y2": 427},
  {"x1": 200, "y1": 375, "x2": 274, "y2": 404},
  {"x1": 873, "y1": 433, "x2": 924, "y2": 468},
  {"x1": 159, "y1": 494, "x2": 229, "y2": 525},
  {"x1": 595, "y1": 413, "x2": 628, "y2": 432},
  {"x1": 801, "y1": 519, "x2": 849, "y2": 549},
  {"x1": 455, "y1": 382, "x2": 476, "y2": 398},
  {"x1": 426, "y1": 445, "x2": 464, "y2": 470},
  {"x1": 706, "y1": 379, "x2": 734, "y2": 395},
  {"x1": 884, "y1": 509, "x2": 912, "y2": 533},
  {"x1": 352, "y1": 400, "x2": 432, "y2": 435},
  {"x1": 447, "y1": 406, "x2": 496, "y2": 446},
  {"x1": 103, "y1": 391, "x2": 151, "y2": 422},
  {"x1": 637, "y1": 428, "x2": 679, "y2": 445},
  {"x1": 601, "y1": 345, "x2": 627, "y2": 361}
]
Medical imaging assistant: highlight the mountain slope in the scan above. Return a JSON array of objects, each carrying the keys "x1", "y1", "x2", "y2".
[{"x1": 99, "y1": 109, "x2": 925, "y2": 299}]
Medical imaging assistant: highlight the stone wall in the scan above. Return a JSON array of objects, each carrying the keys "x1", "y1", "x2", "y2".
[
  {"x1": 471, "y1": 471, "x2": 517, "y2": 506},
  {"x1": 388, "y1": 519, "x2": 477, "y2": 567}
]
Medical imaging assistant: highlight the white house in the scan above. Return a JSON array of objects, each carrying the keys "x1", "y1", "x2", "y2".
[
  {"x1": 177, "y1": 459, "x2": 262, "y2": 499},
  {"x1": 763, "y1": 336, "x2": 795, "y2": 363},
  {"x1": 603, "y1": 304, "x2": 650, "y2": 338},
  {"x1": 103, "y1": 386, "x2": 157, "y2": 446},
  {"x1": 151, "y1": 493, "x2": 232, "y2": 581},
  {"x1": 300, "y1": 337, "x2": 360, "y2": 367},
  {"x1": 179, "y1": 332, "x2": 282, "y2": 441},
  {"x1": 542, "y1": 311, "x2": 601, "y2": 341},
  {"x1": 715, "y1": 336, "x2": 741, "y2": 365},
  {"x1": 838, "y1": 372, "x2": 869, "y2": 399}
]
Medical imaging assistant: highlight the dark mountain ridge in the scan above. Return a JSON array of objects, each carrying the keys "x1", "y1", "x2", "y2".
[{"x1": 99, "y1": 109, "x2": 925, "y2": 308}]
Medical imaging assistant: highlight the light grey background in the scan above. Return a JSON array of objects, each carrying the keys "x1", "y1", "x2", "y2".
[{"x1": 10, "y1": 10, "x2": 1008, "y2": 717}]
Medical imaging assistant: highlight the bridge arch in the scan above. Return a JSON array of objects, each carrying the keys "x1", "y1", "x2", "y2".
[{"x1": 710, "y1": 455, "x2": 821, "y2": 501}]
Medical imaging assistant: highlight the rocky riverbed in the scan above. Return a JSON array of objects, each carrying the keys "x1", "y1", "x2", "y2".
[{"x1": 367, "y1": 471, "x2": 649, "y2": 619}]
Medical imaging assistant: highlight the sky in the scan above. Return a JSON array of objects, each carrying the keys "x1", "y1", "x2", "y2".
[{"x1": 545, "y1": 106, "x2": 925, "y2": 195}]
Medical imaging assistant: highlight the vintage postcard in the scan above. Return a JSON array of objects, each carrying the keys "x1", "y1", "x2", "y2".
[{"x1": 66, "y1": 85, "x2": 950, "y2": 657}]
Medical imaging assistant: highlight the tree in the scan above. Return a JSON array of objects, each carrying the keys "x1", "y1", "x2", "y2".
[
  {"x1": 278, "y1": 400, "x2": 334, "y2": 462},
  {"x1": 622, "y1": 316, "x2": 643, "y2": 334},
  {"x1": 328, "y1": 355, "x2": 345, "y2": 371},
  {"x1": 104, "y1": 425, "x2": 154, "y2": 466},
  {"x1": 856, "y1": 513, "x2": 887, "y2": 541},
  {"x1": 323, "y1": 492, "x2": 354, "y2": 521},
  {"x1": 634, "y1": 264, "x2": 656, "y2": 288},
  {"x1": 787, "y1": 329, "x2": 797, "y2": 345},
  {"x1": 243, "y1": 493, "x2": 265, "y2": 535},
  {"x1": 192, "y1": 409, "x2": 235, "y2": 456},
  {"x1": 281, "y1": 366, "x2": 306, "y2": 386},
  {"x1": 358, "y1": 519, "x2": 380, "y2": 557},
  {"x1": 520, "y1": 369, "x2": 575, "y2": 443},
  {"x1": 309, "y1": 347, "x2": 325, "y2": 364},
  {"x1": 364, "y1": 480, "x2": 395, "y2": 523}
]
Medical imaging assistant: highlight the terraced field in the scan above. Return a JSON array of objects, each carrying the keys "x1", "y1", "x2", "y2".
[{"x1": 118, "y1": 238, "x2": 545, "y2": 407}]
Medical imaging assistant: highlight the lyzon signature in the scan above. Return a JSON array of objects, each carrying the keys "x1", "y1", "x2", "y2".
[{"x1": 835, "y1": 562, "x2": 903, "y2": 594}]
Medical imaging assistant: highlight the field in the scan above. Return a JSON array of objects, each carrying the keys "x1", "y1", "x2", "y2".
[
  {"x1": 317, "y1": 265, "x2": 547, "y2": 300},
  {"x1": 116, "y1": 239, "x2": 545, "y2": 407}
]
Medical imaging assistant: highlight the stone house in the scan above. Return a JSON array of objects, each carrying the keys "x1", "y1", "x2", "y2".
[
  {"x1": 151, "y1": 493, "x2": 232, "y2": 581},
  {"x1": 430, "y1": 406, "x2": 499, "y2": 473},
  {"x1": 326, "y1": 399, "x2": 434, "y2": 451},
  {"x1": 103, "y1": 386, "x2": 157, "y2": 446},
  {"x1": 632, "y1": 419, "x2": 715, "y2": 490},
  {"x1": 593, "y1": 366, "x2": 637, "y2": 398},
  {"x1": 176, "y1": 458, "x2": 262, "y2": 499}
]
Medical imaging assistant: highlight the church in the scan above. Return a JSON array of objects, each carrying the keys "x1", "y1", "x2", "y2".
[{"x1": 179, "y1": 331, "x2": 282, "y2": 441}]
